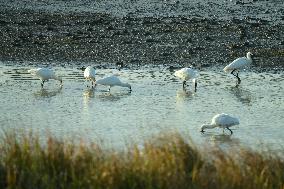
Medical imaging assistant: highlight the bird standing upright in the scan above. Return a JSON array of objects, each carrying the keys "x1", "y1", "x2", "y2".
[
  {"x1": 224, "y1": 52, "x2": 253, "y2": 85},
  {"x1": 84, "y1": 66, "x2": 96, "y2": 88},
  {"x1": 200, "y1": 113, "x2": 240, "y2": 135},
  {"x1": 174, "y1": 67, "x2": 198, "y2": 92},
  {"x1": 28, "y1": 68, "x2": 62, "y2": 88}
]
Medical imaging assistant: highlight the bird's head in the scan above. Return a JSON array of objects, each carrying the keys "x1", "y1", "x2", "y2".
[
  {"x1": 247, "y1": 52, "x2": 254, "y2": 59},
  {"x1": 200, "y1": 124, "x2": 213, "y2": 133},
  {"x1": 200, "y1": 125, "x2": 206, "y2": 133}
]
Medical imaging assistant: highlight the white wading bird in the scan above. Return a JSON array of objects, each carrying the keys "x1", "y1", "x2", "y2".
[
  {"x1": 174, "y1": 67, "x2": 198, "y2": 91},
  {"x1": 95, "y1": 75, "x2": 132, "y2": 92},
  {"x1": 223, "y1": 52, "x2": 253, "y2": 85},
  {"x1": 200, "y1": 113, "x2": 240, "y2": 135},
  {"x1": 84, "y1": 66, "x2": 96, "y2": 87},
  {"x1": 28, "y1": 68, "x2": 62, "y2": 88}
]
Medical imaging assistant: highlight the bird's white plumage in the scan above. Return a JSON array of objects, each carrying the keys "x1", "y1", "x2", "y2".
[
  {"x1": 84, "y1": 66, "x2": 96, "y2": 81},
  {"x1": 174, "y1": 67, "x2": 198, "y2": 81},
  {"x1": 95, "y1": 75, "x2": 131, "y2": 91},
  {"x1": 200, "y1": 113, "x2": 240, "y2": 134},
  {"x1": 223, "y1": 52, "x2": 253, "y2": 73},
  {"x1": 174, "y1": 67, "x2": 198, "y2": 90},
  {"x1": 210, "y1": 113, "x2": 239, "y2": 127},
  {"x1": 28, "y1": 68, "x2": 62, "y2": 87}
]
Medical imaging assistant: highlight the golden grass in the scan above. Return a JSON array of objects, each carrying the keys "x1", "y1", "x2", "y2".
[{"x1": 0, "y1": 131, "x2": 283, "y2": 189}]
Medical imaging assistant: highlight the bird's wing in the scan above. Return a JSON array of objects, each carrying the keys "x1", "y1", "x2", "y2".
[
  {"x1": 28, "y1": 68, "x2": 54, "y2": 80},
  {"x1": 174, "y1": 68, "x2": 198, "y2": 80},
  {"x1": 37, "y1": 68, "x2": 54, "y2": 79},
  {"x1": 96, "y1": 75, "x2": 121, "y2": 86},
  {"x1": 218, "y1": 114, "x2": 239, "y2": 126},
  {"x1": 224, "y1": 57, "x2": 249, "y2": 72},
  {"x1": 187, "y1": 68, "x2": 198, "y2": 78},
  {"x1": 174, "y1": 69, "x2": 184, "y2": 79},
  {"x1": 84, "y1": 66, "x2": 96, "y2": 78}
]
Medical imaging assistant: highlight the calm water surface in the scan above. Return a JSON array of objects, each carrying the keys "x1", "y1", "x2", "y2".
[{"x1": 0, "y1": 62, "x2": 283, "y2": 150}]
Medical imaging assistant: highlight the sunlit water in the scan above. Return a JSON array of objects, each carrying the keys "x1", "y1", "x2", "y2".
[{"x1": 0, "y1": 62, "x2": 283, "y2": 151}]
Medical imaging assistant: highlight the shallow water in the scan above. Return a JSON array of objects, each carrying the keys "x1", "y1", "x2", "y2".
[{"x1": 0, "y1": 62, "x2": 283, "y2": 150}]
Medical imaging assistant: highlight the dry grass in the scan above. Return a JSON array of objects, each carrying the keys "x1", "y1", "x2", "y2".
[{"x1": 0, "y1": 131, "x2": 283, "y2": 189}]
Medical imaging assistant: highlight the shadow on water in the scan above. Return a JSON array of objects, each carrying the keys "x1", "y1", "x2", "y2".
[
  {"x1": 229, "y1": 86, "x2": 253, "y2": 105},
  {"x1": 33, "y1": 87, "x2": 62, "y2": 98}
]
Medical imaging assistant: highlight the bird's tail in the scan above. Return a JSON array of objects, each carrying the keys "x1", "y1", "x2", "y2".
[{"x1": 223, "y1": 66, "x2": 231, "y2": 73}]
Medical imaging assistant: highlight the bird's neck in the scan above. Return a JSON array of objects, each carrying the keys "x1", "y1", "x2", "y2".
[
  {"x1": 246, "y1": 54, "x2": 252, "y2": 62},
  {"x1": 201, "y1": 124, "x2": 217, "y2": 130}
]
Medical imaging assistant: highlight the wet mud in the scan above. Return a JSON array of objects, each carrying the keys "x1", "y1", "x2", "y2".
[{"x1": 0, "y1": 0, "x2": 283, "y2": 70}]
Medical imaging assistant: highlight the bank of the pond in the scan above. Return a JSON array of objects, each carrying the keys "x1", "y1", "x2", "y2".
[{"x1": 0, "y1": 131, "x2": 283, "y2": 189}]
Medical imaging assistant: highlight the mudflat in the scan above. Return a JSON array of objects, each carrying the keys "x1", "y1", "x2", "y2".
[{"x1": 0, "y1": 0, "x2": 283, "y2": 70}]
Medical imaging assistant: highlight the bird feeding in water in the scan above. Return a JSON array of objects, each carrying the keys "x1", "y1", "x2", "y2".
[
  {"x1": 95, "y1": 75, "x2": 132, "y2": 92},
  {"x1": 84, "y1": 66, "x2": 96, "y2": 88},
  {"x1": 28, "y1": 68, "x2": 62, "y2": 88},
  {"x1": 223, "y1": 52, "x2": 253, "y2": 85},
  {"x1": 174, "y1": 67, "x2": 198, "y2": 92},
  {"x1": 200, "y1": 113, "x2": 240, "y2": 135}
]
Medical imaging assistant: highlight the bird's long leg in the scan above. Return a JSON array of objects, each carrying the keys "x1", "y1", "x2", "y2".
[
  {"x1": 41, "y1": 80, "x2": 45, "y2": 88},
  {"x1": 85, "y1": 79, "x2": 89, "y2": 88},
  {"x1": 91, "y1": 79, "x2": 96, "y2": 88},
  {"x1": 236, "y1": 71, "x2": 241, "y2": 85},
  {"x1": 231, "y1": 69, "x2": 241, "y2": 86},
  {"x1": 194, "y1": 81, "x2": 197, "y2": 92},
  {"x1": 231, "y1": 69, "x2": 237, "y2": 77},
  {"x1": 182, "y1": 81, "x2": 186, "y2": 89},
  {"x1": 226, "y1": 127, "x2": 233, "y2": 135}
]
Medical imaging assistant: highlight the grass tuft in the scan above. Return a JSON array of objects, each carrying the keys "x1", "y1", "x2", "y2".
[{"x1": 0, "y1": 131, "x2": 283, "y2": 189}]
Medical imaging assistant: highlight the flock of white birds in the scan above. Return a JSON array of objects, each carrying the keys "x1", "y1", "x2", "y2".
[{"x1": 28, "y1": 52, "x2": 253, "y2": 135}]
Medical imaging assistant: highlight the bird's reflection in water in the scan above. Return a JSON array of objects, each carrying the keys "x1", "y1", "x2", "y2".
[
  {"x1": 176, "y1": 89, "x2": 195, "y2": 101},
  {"x1": 97, "y1": 91, "x2": 131, "y2": 102},
  {"x1": 229, "y1": 86, "x2": 253, "y2": 105},
  {"x1": 33, "y1": 87, "x2": 62, "y2": 98},
  {"x1": 201, "y1": 132, "x2": 240, "y2": 148},
  {"x1": 83, "y1": 88, "x2": 95, "y2": 99}
]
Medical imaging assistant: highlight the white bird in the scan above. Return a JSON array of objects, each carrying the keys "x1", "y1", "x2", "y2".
[
  {"x1": 84, "y1": 66, "x2": 96, "y2": 87},
  {"x1": 95, "y1": 75, "x2": 131, "y2": 92},
  {"x1": 200, "y1": 113, "x2": 240, "y2": 135},
  {"x1": 174, "y1": 67, "x2": 198, "y2": 91},
  {"x1": 223, "y1": 52, "x2": 253, "y2": 85},
  {"x1": 28, "y1": 68, "x2": 62, "y2": 88}
]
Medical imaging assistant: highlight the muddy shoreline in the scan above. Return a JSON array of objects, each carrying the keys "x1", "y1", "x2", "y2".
[{"x1": 0, "y1": 5, "x2": 283, "y2": 70}]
